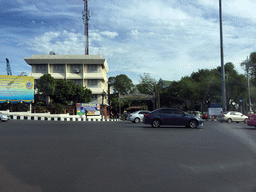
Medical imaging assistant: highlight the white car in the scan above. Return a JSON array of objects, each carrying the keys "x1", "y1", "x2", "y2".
[
  {"x1": 0, "y1": 112, "x2": 9, "y2": 122},
  {"x1": 217, "y1": 111, "x2": 248, "y2": 123},
  {"x1": 128, "y1": 110, "x2": 150, "y2": 123}
]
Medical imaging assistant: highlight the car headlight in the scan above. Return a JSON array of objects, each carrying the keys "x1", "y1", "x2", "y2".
[{"x1": 194, "y1": 116, "x2": 201, "y2": 121}]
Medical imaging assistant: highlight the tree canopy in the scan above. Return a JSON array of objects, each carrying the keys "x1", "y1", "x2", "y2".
[
  {"x1": 36, "y1": 74, "x2": 92, "y2": 105},
  {"x1": 35, "y1": 74, "x2": 55, "y2": 97},
  {"x1": 108, "y1": 74, "x2": 134, "y2": 95},
  {"x1": 136, "y1": 73, "x2": 156, "y2": 95},
  {"x1": 52, "y1": 79, "x2": 92, "y2": 105}
]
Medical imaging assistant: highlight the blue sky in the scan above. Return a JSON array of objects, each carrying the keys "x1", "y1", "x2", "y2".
[{"x1": 1, "y1": 0, "x2": 256, "y2": 84}]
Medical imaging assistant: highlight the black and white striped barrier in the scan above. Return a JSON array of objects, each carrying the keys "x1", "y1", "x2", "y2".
[{"x1": 9, "y1": 115, "x2": 120, "y2": 122}]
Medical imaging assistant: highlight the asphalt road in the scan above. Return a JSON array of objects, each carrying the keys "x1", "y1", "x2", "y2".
[{"x1": 1, "y1": 120, "x2": 256, "y2": 192}]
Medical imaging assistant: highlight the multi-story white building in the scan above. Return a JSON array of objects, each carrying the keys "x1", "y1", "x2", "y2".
[{"x1": 24, "y1": 53, "x2": 109, "y2": 106}]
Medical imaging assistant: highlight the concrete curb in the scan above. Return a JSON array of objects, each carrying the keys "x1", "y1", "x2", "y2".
[{"x1": 9, "y1": 115, "x2": 120, "y2": 122}]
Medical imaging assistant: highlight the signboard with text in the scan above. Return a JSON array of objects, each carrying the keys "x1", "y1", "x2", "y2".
[
  {"x1": 208, "y1": 108, "x2": 223, "y2": 116},
  {"x1": 0, "y1": 75, "x2": 34, "y2": 103},
  {"x1": 76, "y1": 103, "x2": 101, "y2": 116}
]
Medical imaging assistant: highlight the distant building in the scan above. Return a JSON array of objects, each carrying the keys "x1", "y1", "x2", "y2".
[
  {"x1": 157, "y1": 78, "x2": 172, "y2": 89},
  {"x1": 24, "y1": 53, "x2": 109, "y2": 106}
]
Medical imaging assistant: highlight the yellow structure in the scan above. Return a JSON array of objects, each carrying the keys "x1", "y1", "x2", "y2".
[{"x1": 0, "y1": 75, "x2": 34, "y2": 103}]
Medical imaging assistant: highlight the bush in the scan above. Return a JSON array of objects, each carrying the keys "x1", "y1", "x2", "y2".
[
  {"x1": 33, "y1": 101, "x2": 48, "y2": 113},
  {"x1": 52, "y1": 103, "x2": 65, "y2": 114}
]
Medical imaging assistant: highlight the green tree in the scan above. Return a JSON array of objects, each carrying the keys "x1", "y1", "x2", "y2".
[
  {"x1": 190, "y1": 68, "x2": 222, "y2": 109},
  {"x1": 241, "y1": 52, "x2": 256, "y2": 86},
  {"x1": 35, "y1": 74, "x2": 55, "y2": 98},
  {"x1": 52, "y1": 80, "x2": 92, "y2": 105},
  {"x1": 109, "y1": 74, "x2": 134, "y2": 95},
  {"x1": 108, "y1": 95, "x2": 131, "y2": 115},
  {"x1": 177, "y1": 76, "x2": 201, "y2": 109},
  {"x1": 136, "y1": 73, "x2": 156, "y2": 95},
  {"x1": 216, "y1": 63, "x2": 247, "y2": 110},
  {"x1": 70, "y1": 81, "x2": 92, "y2": 103}
]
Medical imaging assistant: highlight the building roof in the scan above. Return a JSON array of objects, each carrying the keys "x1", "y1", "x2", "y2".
[
  {"x1": 157, "y1": 78, "x2": 172, "y2": 88},
  {"x1": 24, "y1": 54, "x2": 109, "y2": 72}
]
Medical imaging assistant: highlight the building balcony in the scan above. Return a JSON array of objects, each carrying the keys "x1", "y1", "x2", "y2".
[
  {"x1": 88, "y1": 87, "x2": 105, "y2": 94},
  {"x1": 49, "y1": 73, "x2": 66, "y2": 79},
  {"x1": 29, "y1": 73, "x2": 45, "y2": 79},
  {"x1": 66, "y1": 73, "x2": 83, "y2": 79},
  {"x1": 84, "y1": 73, "x2": 107, "y2": 82}
]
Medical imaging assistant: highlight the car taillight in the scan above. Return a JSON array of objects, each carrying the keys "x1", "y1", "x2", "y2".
[
  {"x1": 223, "y1": 115, "x2": 225, "y2": 117},
  {"x1": 130, "y1": 115, "x2": 132, "y2": 116},
  {"x1": 144, "y1": 114, "x2": 150, "y2": 117}
]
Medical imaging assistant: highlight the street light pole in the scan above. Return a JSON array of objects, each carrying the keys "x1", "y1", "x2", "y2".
[
  {"x1": 119, "y1": 92, "x2": 121, "y2": 120},
  {"x1": 246, "y1": 57, "x2": 252, "y2": 114},
  {"x1": 101, "y1": 91, "x2": 106, "y2": 120},
  {"x1": 219, "y1": 0, "x2": 227, "y2": 112}
]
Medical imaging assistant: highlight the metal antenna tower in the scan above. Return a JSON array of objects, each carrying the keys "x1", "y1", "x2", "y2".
[{"x1": 82, "y1": 0, "x2": 90, "y2": 55}]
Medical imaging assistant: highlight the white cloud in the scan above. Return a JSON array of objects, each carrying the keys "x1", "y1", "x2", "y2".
[
  {"x1": 99, "y1": 31, "x2": 119, "y2": 39},
  {"x1": 4, "y1": 0, "x2": 256, "y2": 84},
  {"x1": 130, "y1": 30, "x2": 139, "y2": 36},
  {"x1": 25, "y1": 29, "x2": 125, "y2": 56},
  {"x1": 198, "y1": 0, "x2": 256, "y2": 22},
  {"x1": 11, "y1": 4, "x2": 39, "y2": 13}
]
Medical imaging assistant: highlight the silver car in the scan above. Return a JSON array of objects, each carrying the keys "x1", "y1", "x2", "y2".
[
  {"x1": 0, "y1": 112, "x2": 9, "y2": 122},
  {"x1": 218, "y1": 111, "x2": 248, "y2": 123},
  {"x1": 128, "y1": 110, "x2": 150, "y2": 123}
]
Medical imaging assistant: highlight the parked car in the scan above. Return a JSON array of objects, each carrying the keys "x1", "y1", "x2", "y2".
[
  {"x1": 202, "y1": 113, "x2": 208, "y2": 119},
  {"x1": 0, "y1": 112, "x2": 9, "y2": 122},
  {"x1": 247, "y1": 114, "x2": 256, "y2": 127},
  {"x1": 217, "y1": 111, "x2": 248, "y2": 123},
  {"x1": 128, "y1": 110, "x2": 150, "y2": 123},
  {"x1": 144, "y1": 108, "x2": 204, "y2": 128}
]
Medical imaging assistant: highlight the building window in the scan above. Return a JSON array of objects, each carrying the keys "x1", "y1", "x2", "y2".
[
  {"x1": 35, "y1": 64, "x2": 47, "y2": 73},
  {"x1": 90, "y1": 94, "x2": 98, "y2": 103},
  {"x1": 91, "y1": 95, "x2": 98, "y2": 100},
  {"x1": 87, "y1": 65, "x2": 98, "y2": 73},
  {"x1": 87, "y1": 79, "x2": 98, "y2": 87},
  {"x1": 52, "y1": 64, "x2": 65, "y2": 73},
  {"x1": 70, "y1": 64, "x2": 81, "y2": 73}
]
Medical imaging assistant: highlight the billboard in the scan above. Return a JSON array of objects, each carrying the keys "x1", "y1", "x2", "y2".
[
  {"x1": 0, "y1": 75, "x2": 34, "y2": 103},
  {"x1": 76, "y1": 103, "x2": 101, "y2": 116},
  {"x1": 208, "y1": 108, "x2": 223, "y2": 116}
]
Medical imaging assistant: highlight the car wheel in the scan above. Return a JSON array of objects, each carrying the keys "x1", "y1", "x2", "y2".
[
  {"x1": 134, "y1": 118, "x2": 140, "y2": 123},
  {"x1": 227, "y1": 118, "x2": 232, "y2": 123},
  {"x1": 244, "y1": 118, "x2": 248, "y2": 123},
  {"x1": 151, "y1": 119, "x2": 160, "y2": 128},
  {"x1": 189, "y1": 120, "x2": 198, "y2": 129}
]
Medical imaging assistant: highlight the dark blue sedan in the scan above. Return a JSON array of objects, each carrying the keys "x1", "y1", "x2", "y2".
[{"x1": 144, "y1": 108, "x2": 204, "y2": 128}]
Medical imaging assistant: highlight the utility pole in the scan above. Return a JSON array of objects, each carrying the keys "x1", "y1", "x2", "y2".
[
  {"x1": 219, "y1": 0, "x2": 227, "y2": 112},
  {"x1": 82, "y1": 0, "x2": 90, "y2": 55}
]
